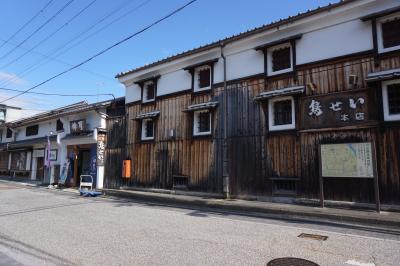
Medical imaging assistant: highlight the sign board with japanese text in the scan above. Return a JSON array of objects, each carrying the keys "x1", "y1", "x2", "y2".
[
  {"x1": 320, "y1": 143, "x2": 374, "y2": 178},
  {"x1": 70, "y1": 119, "x2": 86, "y2": 134},
  {"x1": 318, "y1": 141, "x2": 380, "y2": 212},
  {"x1": 300, "y1": 90, "x2": 375, "y2": 129},
  {"x1": 96, "y1": 133, "x2": 106, "y2": 166}
]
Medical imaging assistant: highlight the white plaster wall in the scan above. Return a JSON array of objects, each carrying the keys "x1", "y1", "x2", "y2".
[
  {"x1": 119, "y1": 0, "x2": 400, "y2": 99},
  {"x1": 157, "y1": 70, "x2": 192, "y2": 96},
  {"x1": 214, "y1": 49, "x2": 264, "y2": 83},
  {"x1": 296, "y1": 19, "x2": 373, "y2": 64},
  {"x1": 125, "y1": 83, "x2": 141, "y2": 103}
]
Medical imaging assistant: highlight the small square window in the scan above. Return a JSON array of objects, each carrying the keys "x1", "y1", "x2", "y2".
[
  {"x1": 272, "y1": 47, "x2": 291, "y2": 72},
  {"x1": 377, "y1": 14, "x2": 400, "y2": 53},
  {"x1": 382, "y1": 79, "x2": 400, "y2": 121},
  {"x1": 194, "y1": 66, "x2": 211, "y2": 91},
  {"x1": 141, "y1": 119, "x2": 154, "y2": 140},
  {"x1": 267, "y1": 43, "x2": 293, "y2": 76},
  {"x1": 26, "y1": 125, "x2": 39, "y2": 137},
  {"x1": 6, "y1": 128, "x2": 12, "y2": 138},
  {"x1": 193, "y1": 110, "x2": 211, "y2": 136},
  {"x1": 56, "y1": 119, "x2": 64, "y2": 131},
  {"x1": 143, "y1": 81, "x2": 155, "y2": 102},
  {"x1": 268, "y1": 96, "x2": 295, "y2": 131}
]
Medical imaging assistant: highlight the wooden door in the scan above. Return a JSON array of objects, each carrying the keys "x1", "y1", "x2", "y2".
[{"x1": 36, "y1": 157, "x2": 44, "y2": 180}]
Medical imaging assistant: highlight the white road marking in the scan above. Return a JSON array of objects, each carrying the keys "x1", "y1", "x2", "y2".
[{"x1": 345, "y1": 259, "x2": 375, "y2": 266}]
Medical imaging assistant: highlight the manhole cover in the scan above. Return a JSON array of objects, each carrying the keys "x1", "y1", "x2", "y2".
[
  {"x1": 267, "y1": 257, "x2": 320, "y2": 266},
  {"x1": 298, "y1": 233, "x2": 328, "y2": 241}
]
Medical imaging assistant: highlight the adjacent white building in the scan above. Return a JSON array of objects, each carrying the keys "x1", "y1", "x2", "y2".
[{"x1": 0, "y1": 100, "x2": 113, "y2": 189}]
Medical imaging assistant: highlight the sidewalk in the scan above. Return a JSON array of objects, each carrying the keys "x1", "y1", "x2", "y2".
[{"x1": 103, "y1": 188, "x2": 400, "y2": 229}]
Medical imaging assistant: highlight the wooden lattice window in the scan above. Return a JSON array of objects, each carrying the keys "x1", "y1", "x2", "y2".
[
  {"x1": 193, "y1": 110, "x2": 211, "y2": 135},
  {"x1": 141, "y1": 119, "x2": 154, "y2": 140},
  {"x1": 272, "y1": 47, "x2": 291, "y2": 72},
  {"x1": 273, "y1": 99, "x2": 293, "y2": 126},
  {"x1": 26, "y1": 125, "x2": 39, "y2": 136},
  {"x1": 198, "y1": 67, "x2": 211, "y2": 89},
  {"x1": 144, "y1": 82, "x2": 155, "y2": 101},
  {"x1": 268, "y1": 96, "x2": 295, "y2": 131},
  {"x1": 387, "y1": 83, "x2": 400, "y2": 115},
  {"x1": 382, "y1": 18, "x2": 400, "y2": 49}
]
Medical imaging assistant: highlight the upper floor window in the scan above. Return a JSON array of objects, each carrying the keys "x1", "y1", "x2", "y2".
[
  {"x1": 26, "y1": 125, "x2": 39, "y2": 136},
  {"x1": 377, "y1": 14, "x2": 400, "y2": 53},
  {"x1": 268, "y1": 96, "x2": 295, "y2": 131},
  {"x1": 267, "y1": 43, "x2": 293, "y2": 76},
  {"x1": 141, "y1": 119, "x2": 154, "y2": 140},
  {"x1": 6, "y1": 128, "x2": 12, "y2": 138},
  {"x1": 56, "y1": 119, "x2": 64, "y2": 131},
  {"x1": 194, "y1": 66, "x2": 211, "y2": 91},
  {"x1": 143, "y1": 81, "x2": 155, "y2": 102},
  {"x1": 382, "y1": 79, "x2": 400, "y2": 121},
  {"x1": 193, "y1": 110, "x2": 211, "y2": 136}
]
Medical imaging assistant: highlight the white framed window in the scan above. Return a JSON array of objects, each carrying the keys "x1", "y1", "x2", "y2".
[
  {"x1": 193, "y1": 110, "x2": 211, "y2": 136},
  {"x1": 382, "y1": 79, "x2": 400, "y2": 121},
  {"x1": 267, "y1": 43, "x2": 293, "y2": 76},
  {"x1": 268, "y1": 96, "x2": 295, "y2": 131},
  {"x1": 141, "y1": 119, "x2": 154, "y2": 140},
  {"x1": 194, "y1": 65, "x2": 211, "y2": 91},
  {"x1": 142, "y1": 81, "x2": 155, "y2": 103},
  {"x1": 377, "y1": 13, "x2": 400, "y2": 54}
]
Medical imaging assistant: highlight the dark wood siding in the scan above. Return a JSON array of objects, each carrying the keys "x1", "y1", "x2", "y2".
[{"x1": 112, "y1": 52, "x2": 400, "y2": 204}]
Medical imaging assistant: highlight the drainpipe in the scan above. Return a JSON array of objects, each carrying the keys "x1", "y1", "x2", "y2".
[{"x1": 220, "y1": 43, "x2": 230, "y2": 199}]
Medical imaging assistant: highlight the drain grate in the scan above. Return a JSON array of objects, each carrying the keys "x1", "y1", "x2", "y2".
[
  {"x1": 267, "y1": 257, "x2": 320, "y2": 266},
  {"x1": 298, "y1": 233, "x2": 328, "y2": 241}
]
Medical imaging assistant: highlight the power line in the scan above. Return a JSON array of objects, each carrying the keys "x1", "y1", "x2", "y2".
[
  {"x1": 0, "y1": 87, "x2": 115, "y2": 99},
  {"x1": 0, "y1": 0, "x2": 198, "y2": 104},
  {"x1": 0, "y1": 0, "x2": 98, "y2": 69},
  {"x1": 0, "y1": 0, "x2": 75, "y2": 62},
  {"x1": 0, "y1": 0, "x2": 140, "y2": 88},
  {"x1": 0, "y1": 0, "x2": 54, "y2": 50},
  {"x1": 0, "y1": 38, "x2": 116, "y2": 86}
]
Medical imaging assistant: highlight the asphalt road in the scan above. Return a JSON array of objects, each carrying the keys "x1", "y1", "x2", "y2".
[{"x1": 0, "y1": 181, "x2": 399, "y2": 266}]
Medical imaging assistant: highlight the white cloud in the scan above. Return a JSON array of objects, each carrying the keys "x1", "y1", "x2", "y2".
[{"x1": 0, "y1": 71, "x2": 26, "y2": 86}]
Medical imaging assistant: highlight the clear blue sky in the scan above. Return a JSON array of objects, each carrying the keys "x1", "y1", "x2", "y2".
[{"x1": 0, "y1": 0, "x2": 334, "y2": 114}]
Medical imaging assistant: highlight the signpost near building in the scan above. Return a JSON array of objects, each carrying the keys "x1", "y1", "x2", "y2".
[{"x1": 318, "y1": 142, "x2": 380, "y2": 212}]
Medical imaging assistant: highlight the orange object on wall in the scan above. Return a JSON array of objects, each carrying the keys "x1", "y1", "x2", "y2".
[{"x1": 122, "y1": 160, "x2": 131, "y2": 178}]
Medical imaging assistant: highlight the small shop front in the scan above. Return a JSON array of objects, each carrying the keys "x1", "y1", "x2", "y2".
[
  {"x1": 9, "y1": 149, "x2": 31, "y2": 178},
  {"x1": 59, "y1": 128, "x2": 106, "y2": 189},
  {"x1": 64, "y1": 144, "x2": 98, "y2": 187},
  {"x1": 0, "y1": 149, "x2": 10, "y2": 175}
]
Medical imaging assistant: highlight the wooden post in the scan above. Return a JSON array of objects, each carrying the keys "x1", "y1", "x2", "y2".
[
  {"x1": 73, "y1": 145, "x2": 79, "y2": 187},
  {"x1": 319, "y1": 176, "x2": 324, "y2": 208},
  {"x1": 372, "y1": 143, "x2": 380, "y2": 213},
  {"x1": 318, "y1": 145, "x2": 324, "y2": 208}
]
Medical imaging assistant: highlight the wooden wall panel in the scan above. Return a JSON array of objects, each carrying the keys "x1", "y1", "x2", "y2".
[{"x1": 105, "y1": 52, "x2": 400, "y2": 204}]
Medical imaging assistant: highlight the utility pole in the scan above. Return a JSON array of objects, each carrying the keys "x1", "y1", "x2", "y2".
[{"x1": 221, "y1": 44, "x2": 230, "y2": 199}]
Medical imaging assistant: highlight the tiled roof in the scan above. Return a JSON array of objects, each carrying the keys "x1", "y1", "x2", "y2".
[
  {"x1": 6, "y1": 98, "x2": 122, "y2": 127},
  {"x1": 115, "y1": 0, "x2": 354, "y2": 79}
]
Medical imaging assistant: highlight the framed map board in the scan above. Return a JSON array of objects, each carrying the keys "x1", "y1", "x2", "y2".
[
  {"x1": 320, "y1": 143, "x2": 374, "y2": 178},
  {"x1": 318, "y1": 142, "x2": 380, "y2": 212}
]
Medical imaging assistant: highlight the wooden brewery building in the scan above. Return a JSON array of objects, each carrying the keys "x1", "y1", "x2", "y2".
[{"x1": 106, "y1": 0, "x2": 400, "y2": 205}]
